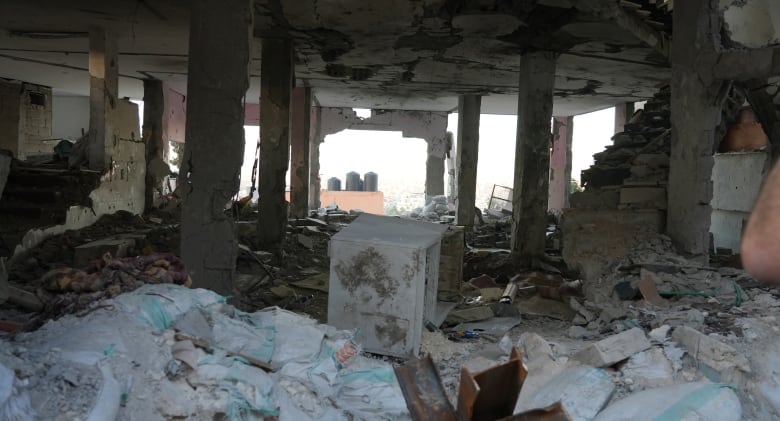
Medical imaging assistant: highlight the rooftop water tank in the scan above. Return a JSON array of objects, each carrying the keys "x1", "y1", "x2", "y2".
[
  {"x1": 345, "y1": 171, "x2": 361, "y2": 191},
  {"x1": 327, "y1": 177, "x2": 342, "y2": 191},
  {"x1": 364, "y1": 172, "x2": 378, "y2": 192}
]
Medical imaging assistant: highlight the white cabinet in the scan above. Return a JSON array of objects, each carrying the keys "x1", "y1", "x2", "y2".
[{"x1": 328, "y1": 214, "x2": 447, "y2": 357}]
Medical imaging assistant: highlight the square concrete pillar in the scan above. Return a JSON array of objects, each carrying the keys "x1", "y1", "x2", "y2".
[
  {"x1": 290, "y1": 87, "x2": 312, "y2": 218},
  {"x1": 455, "y1": 95, "x2": 481, "y2": 227},
  {"x1": 549, "y1": 116, "x2": 573, "y2": 213},
  {"x1": 257, "y1": 38, "x2": 294, "y2": 248},
  {"x1": 425, "y1": 153, "x2": 445, "y2": 202},
  {"x1": 667, "y1": 0, "x2": 724, "y2": 257},
  {"x1": 88, "y1": 27, "x2": 118, "y2": 171},
  {"x1": 180, "y1": 0, "x2": 251, "y2": 294},
  {"x1": 143, "y1": 79, "x2": 164, "y2": 212},
  {"x1": 614, "y1": 102, "x2": 634, "y2": 134},
  {"x1": 511, "y1": 51, "x2": 557, "y2": 257}
]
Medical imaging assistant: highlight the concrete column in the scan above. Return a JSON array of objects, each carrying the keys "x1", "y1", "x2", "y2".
[
  {"x1": 180, "y1": 0, "x2": 251, "y2": 294},
  {"x1": 548, "y1": 116, "x2": 573, "y2": 213},
  {"x1": 425, "y1": 154, "x2": 445, "y2": 201},
  {"x1": 309, "y1": 107, "x2": 322, "y2": 209},
  {"x1": 289, "y1": 86, "x2": 312, "y2": 218},
  {"x1": 511, "y1": 51, "x2": 557, "y2": 257},
  {"x1": 614, "y1": 102, "x2": 634, "y2": 134},
  {"x1": 455, "y1": 95, "x2": 481, "y2": 227},
  {"x1": 88, "y1": 27, "x2": 118, "y2": 171},
  {"x1": 667, "y1": 0, "x2": 725, "y2": 257},
  {"x1": 257, "y1": 38, "x2": 293, "y2": 248},
  {"x1": 143, "y1": 79, "x2": 164, "y2": 213}
]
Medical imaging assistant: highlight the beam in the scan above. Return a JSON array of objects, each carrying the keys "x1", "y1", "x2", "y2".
[
  {"x1": 712, "y1": 46, "x2": 780, "y2": 81},
  {"x1": 576, "y1": 1, "x2": 670, "y2": 61},
  {"x1": 180, "y1": 0, "x2": 251, "y2": 294},
  {"x1": 289, "y1": 86, "x2": 312, "y2": 218},
  {"x1": 511, "y1": 51, "x2": 558, "y2": 257},
  {"x1": 257, "y1": 38, "x2": 293, "y2": 249},
  {"x1": 455, "y1": 95, "x2": 481, "y2": 227}
]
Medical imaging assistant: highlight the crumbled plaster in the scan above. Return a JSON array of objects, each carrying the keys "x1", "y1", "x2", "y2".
[
  {"x1": 256, "y1": 0, "x2": 673, "y2": 113},
  {"x1": 722, "y1": 0, "x2": 780, "y2": 48}
]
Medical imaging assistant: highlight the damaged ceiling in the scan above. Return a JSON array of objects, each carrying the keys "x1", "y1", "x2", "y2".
[{"x1": 0, "y1": 0, "x2": 674, "y2": 115}]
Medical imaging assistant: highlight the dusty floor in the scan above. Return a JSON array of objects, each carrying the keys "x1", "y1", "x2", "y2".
[{"x1": 2, "y1": 209, "x2": 780, "y2": 419}]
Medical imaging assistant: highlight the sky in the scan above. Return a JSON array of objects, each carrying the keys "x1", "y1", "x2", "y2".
[
  {"x1": 305, "y1": 107, "x2": 616, "y2": 196},
  {"x1": 205, "y1": 106, "x2": 617, "y2": 200}
]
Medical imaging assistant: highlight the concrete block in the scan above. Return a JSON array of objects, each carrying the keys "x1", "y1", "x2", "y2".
[
  {"x1": 671, "y1": 326, "x2": 751, "y2": 382},
  {"x1": 74, "y1": 237, "x2": 136, "y2": 267},
  {"x1": 619, "y1": 187, "x2": 667, "y2": 209},
  {"x1": 621, "y1": 348, "x2": 674, "y2": 388},
  {"x1": 633, "y1": 153, "x2": 669, "y2": 168},
  {"x1": 710, "y1": 209, "x2": 749, "y2": 254},
  {"x1": 711, "y1": 152, "x2": 769, "y2": 213},
  {"x1": 570, "y1": 189, "x2": 619, "y2": 210},
  {"x1": 438, "y1": 226, "x2": 464, "y2": 292},
  {"x1": 574, "y1": 327, "x2": 651, "y2": 367},
  {"x1": 561, "y1": 209, "x2": 664, "y2": 281},
  {"x1": 445, "y1": 306, "x2": 494, "y2": 324},
  {"x1": 0, "y1": 152, "x2": 10, "y2": 200}
]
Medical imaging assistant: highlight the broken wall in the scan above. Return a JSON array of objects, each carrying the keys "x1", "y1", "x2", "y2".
[
  {"x1": 710, "y1": 151, "x2": 770, "y2": 253},
  {"x1": 13, "y1": 99, "x2": 145, "y2": 256},
  {"x1": 317, "y1": 107, "x2": 449, "y2": 157},
  {"x1": 722, "y1": 0, "x2": 780, "y2": 48},
  {"x1": 0, "y1": 79, "x2": 52, "y2": 159}
]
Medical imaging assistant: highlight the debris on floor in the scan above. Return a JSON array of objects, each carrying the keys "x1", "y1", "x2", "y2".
[{"x1": 2, "y1": 195, "x2": 780, "y2": 420}]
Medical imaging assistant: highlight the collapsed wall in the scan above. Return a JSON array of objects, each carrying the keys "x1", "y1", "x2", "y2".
[
  {"x1": 2, "y1": 99, "x2": 146, "y2": 259},
  {"x1": 563, "y1": 88, "x2": 671, "y2": 283}
]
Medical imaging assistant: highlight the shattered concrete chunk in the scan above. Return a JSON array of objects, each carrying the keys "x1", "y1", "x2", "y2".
[
  {"x1": 516, "y1": 332, "x2": 554, "y2": 365},
  {"x1": 621, "y1": 348, "x2": 675, "y2": 388},
  {"x1": 574, "y1": 327, "x2": 651, "y2": 367},
  {"x1": 671, "y1": 326, "x2": 751, "y2": 382},
  {"x1": 648, "y1": 325, "x2": 671, "y2": 342},
  {"x1": 297, "y1": 234, "x2": 314, "y2": 250},
  {"x1": 445, "y1": 306, "x2": 494, "y2": 324},
  {"x1": 569, "y1": 297, "x2": 596, "y2": 322}
]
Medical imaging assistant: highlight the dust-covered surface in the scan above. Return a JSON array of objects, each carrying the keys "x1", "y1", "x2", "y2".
[{"x1": 3, "y1": 205, "x2": 780, "y2": 420}]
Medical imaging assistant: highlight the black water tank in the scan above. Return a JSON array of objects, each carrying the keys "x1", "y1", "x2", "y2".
[
  {"x1": 345, "y1": 171, "x2": 361, "y2": 191},
  {"x1": 363, "y1": 172, "x2": 378, "y2": 192},
  {"x1": 327, "y1": 177, "x2": 341, "y2": 191}
]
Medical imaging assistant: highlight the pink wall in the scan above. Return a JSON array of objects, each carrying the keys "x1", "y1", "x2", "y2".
[
  {"x1": 548, "y1": 116, "x2": 572, "y2": 214},
  {"x1": 320, "y1": 191, "x2": 385, "y2": 215}
]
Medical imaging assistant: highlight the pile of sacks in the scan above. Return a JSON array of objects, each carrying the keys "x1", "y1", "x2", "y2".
[{"x1": 0, "y1": 284, "x2": 408, "y2": 420}]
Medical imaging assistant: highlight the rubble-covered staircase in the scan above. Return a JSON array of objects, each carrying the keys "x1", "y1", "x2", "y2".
[{"x1": 0, "y1": 160, "x2": 100, "y2": 257}]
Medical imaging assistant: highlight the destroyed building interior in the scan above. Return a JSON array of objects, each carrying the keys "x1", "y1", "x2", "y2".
[{"x1": 4, "y1": 0, "x2": 780, "y2": 419}]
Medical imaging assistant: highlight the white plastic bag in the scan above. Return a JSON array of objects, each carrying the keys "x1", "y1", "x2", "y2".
[
  {"x1": 279, "y1": 336, "x2": 359, "y2": 398},
  {"x1": 113, "y1": 284, "x2": 224, "y2": 330},
  {"x1": 594, "y1": 382, "x2": 742, "y2": 421},
  {"x1": 334, "y1": 358, "x2": 409, "y2": 420},
  {"x1": 0, "y1": 362, "x2": 34, "y2": 421},
  {"x1": 208, "y1": 308, "x2": 275, "y2": 363},
  {"x1": 194, "y1": 354, "x2": 278, "y2": 419},
  {"x1": 263, "y1": 307, "x2": 325, "y2": 369},
  {"x1": 514, "y1": 365, "x2": 615, "y2": 421}
]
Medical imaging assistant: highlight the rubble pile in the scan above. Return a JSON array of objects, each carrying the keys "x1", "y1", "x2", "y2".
[
  {"x1": 572, "y1": 87, "x2": 671, "y2": 212},
  {"x1": 0, "y1": 284, "x2": 409, "y2": 420}
]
